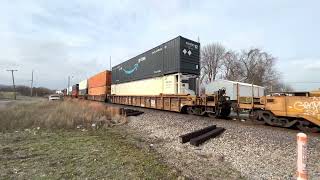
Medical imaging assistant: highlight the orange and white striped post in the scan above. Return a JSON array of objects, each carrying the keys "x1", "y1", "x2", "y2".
[{"x1": 297, "y1": 133, "x2": 308, "y2": 180}]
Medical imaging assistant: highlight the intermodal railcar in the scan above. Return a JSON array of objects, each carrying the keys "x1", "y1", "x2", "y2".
[
  {"x1": 63, "y1": 35, "x2": 320, "y2": 133},
  {"x1": 238, "y1": 91, "x2": 320, "y2": 132}
]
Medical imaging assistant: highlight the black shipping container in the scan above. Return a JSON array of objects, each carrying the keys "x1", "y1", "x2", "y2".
[
  {"x1": 112, "y1": 36, "x2": 200, "y2": 84},
  {"x1": 72, "y1": 84, "x2": 79, "y2": 91}
]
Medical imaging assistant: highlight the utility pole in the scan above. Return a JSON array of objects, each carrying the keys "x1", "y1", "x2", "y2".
[
  {"x1": 30, "y1": 70, "x2": 34, "y2": 97},
  {"x1": 109, "y1": 56, "x2": 112, "y2": 71},
  {"x1": 6, "y1": 69, "x2": 18, "y2": 100},
  {"x1": 68, "y1": 76, "x2": 70, "y2": 96}
]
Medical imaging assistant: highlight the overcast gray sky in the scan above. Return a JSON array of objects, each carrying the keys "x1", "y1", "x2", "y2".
[{"x1": 0, "y1": 0, "x2": 319, "y2": 90}]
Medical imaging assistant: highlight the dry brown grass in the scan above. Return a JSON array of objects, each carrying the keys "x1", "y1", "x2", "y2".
[
  {"x1": 0, "y1": 92, "x2": 15, "y2": 99},
  {"x1": 0, "y1": 99, "x2": 126, "y2": 131}
]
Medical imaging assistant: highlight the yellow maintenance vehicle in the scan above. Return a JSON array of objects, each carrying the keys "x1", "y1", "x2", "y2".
[{"x1": 238, "y1": 91, "x2": 320, "y2": 132}]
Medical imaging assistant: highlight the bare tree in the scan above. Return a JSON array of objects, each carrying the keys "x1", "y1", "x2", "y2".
[
  {"x1": 237, "y1": 48, "x2": 279, "y2": 86},
  {"x1": 267, "y1": 80, "x2": 294, "y2": 92},
  {"x1": 200, "y1": 43, "x2": 226, "y2": 84},
  {"x1": 201, "y1": 42, "x2": 287, "y2": 93},
  {"x1": 222, "y1": 51, "x2": 243, "y2": 81}
]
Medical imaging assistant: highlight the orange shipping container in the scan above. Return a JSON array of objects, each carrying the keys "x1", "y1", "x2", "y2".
[
  {"x1": 88, "y1": 70, "x2": 111, "y2": 88},
  {"x1": 88, "y1": 86, "x2": 111, "y2": 96}
]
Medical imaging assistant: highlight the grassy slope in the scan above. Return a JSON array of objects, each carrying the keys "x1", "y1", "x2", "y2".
[
  {"x1": 0, "y1": 100, "x2": 177, "y2": 179},
  {"x1": 0, "y1": 129, "x2": 177, "y2": 179},
  {"x1": 0, "y1": 91, "x2": 15, "y2": 99}
]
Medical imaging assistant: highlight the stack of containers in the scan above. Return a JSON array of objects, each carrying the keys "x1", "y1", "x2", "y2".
[
  {"x1": 78, "y1": 79, "x2": 88, "y2": 99},
  {"x1": 88, "y1": 70, "x2": 112, "y2": 101},
  {"x1": 72, "y1": 84, "x2": 79, "y2": 98},
  {"x1": 111, "y1": 36, "x2": 200, "y2": 96},
  {"x1": 62, "y1": 89, "x2": 67, "y2": 96}
]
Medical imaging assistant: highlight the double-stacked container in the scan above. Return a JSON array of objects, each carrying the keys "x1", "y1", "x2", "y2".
[
  {"x1": 111, "y1": 36, "x2": 200, "y2": 96},
  {"x1": 88, "y1": 70, "x2": 112, "y2": 101},
  {"x1": 72, "y1": 84, "x2": 79, "y2": 98},
  {"x1": 78, "y1": 79, "x2": 88, "y2": 99}
]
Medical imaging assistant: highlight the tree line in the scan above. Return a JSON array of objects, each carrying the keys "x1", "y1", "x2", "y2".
[
  {"x1": 0, "y1": 85, "x2": 54, "y2": 97},
  {"x1": 200, "y1": 43, "x2": 293, "y2": 92}
]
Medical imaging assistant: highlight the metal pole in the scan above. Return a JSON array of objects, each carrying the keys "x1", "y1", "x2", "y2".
[
  {"x1": 297, "y1": 133, "x2": 308, "y2": 180},
  {"x1": 109, "y1": 56, "x2": 112, "y2": 71},
  {"x1": 6, "y1": 70, "x2": 18, "y2": 100},
  {"x1": 30, "y1": 70, "x2": 33, "y2": 97},
  {"x1": 237, "y1": 83, "x2": 240, "y2": 120},
  {"x1": 12, "y1": 71, "x2": 16, "y2": 100},
  {"x1": 251, "y1": 83, "x2": 254, "y2": 109},
  {"x1": 68, "y1": 76, "x2": 70, "y2": 96}
]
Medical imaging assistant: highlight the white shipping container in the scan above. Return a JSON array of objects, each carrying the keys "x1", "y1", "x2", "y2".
[
  {"x1": 67, "y1": 86, "x2": 72, "y2": 95},
  {"x1": 79, "y1": 80, "x2": 87, "y2": 90},
  {"x1": 202, "y1": 80, "x2": 264, "y2": 100},
  {"x1": 111, "y1": 73, "x2": 196, "y2": 96}
]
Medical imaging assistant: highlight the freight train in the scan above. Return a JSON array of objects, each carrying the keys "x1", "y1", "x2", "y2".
[{"x1": 62, "y1": 36, "x2": 320, "y2": 133}]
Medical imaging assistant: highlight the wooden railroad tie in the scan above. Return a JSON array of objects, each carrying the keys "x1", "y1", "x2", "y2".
[
  {"x1": 179, "y1": 125, "x2": 217, "y2": 143},
  {"x1": 190, "y1": 127, "x2": 225, "y2": 146},
  {"x1": 179, "y1": 125, "x2": 225, "y2": 146}
]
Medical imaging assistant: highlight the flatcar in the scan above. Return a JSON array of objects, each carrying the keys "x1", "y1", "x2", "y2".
[{"x1": 238, "y1": 91, "x2": 320, "y2": 132}]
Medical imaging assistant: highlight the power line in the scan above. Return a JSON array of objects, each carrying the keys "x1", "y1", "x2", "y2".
[{"x1": 6, "y1": 69, "x2": 18, "y2": 100}]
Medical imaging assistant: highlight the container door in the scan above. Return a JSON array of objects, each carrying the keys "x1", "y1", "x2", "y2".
[{"x1": 179, "y1": 37, "x2": 200, "y2": 75}]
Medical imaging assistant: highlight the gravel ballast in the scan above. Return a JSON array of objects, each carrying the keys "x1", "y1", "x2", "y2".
[{"x1": 111, "y1": 104, "x2": 320, "y2": 179}]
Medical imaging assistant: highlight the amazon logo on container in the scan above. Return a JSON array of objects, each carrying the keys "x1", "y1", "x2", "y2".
[{"x1": 119, "y1": 56, "x2": 146, "y2": 75}]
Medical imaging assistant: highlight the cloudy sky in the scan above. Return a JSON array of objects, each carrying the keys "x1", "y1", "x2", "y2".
[{"x1": 0, "y1": 0, "x2": 319, "y2": 90}]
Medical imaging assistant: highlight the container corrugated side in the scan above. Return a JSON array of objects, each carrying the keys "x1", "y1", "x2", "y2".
[
  {"x1": 88, "y1": 86, "x2": 111, "y2": 96},
  {"x1": 112, "y1": 36, "x2": 200, "y2": 84},
  {"x1": 88, "y1": 70, "x2": 111, "y2": 88},
  {"x1": 111, "y1": 73, "x2": 196, "y2": 96},
  {"x1": 111, "y1": 76, "x2": 165, "y2": 96}
]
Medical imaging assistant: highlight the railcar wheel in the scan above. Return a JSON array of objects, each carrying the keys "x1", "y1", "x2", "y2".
[
  {"x1": 220, "y1": 108, "x2": 231, "y2": 118},
  {"x1": 186, "y1": 106, "x2": 196, "y2": 115},
  {"x1": 207, "y1": 112, "x2": 215, "y2": 118},
  {"x1": 276, "y1": 118, "x2": 290, "y2": 127},
  {"x1": 297, "y1": 121, "x2": 320, "y2": 133},
  {"x1": 251, "y1": 110, "x2": 265, "y2": 125}
]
